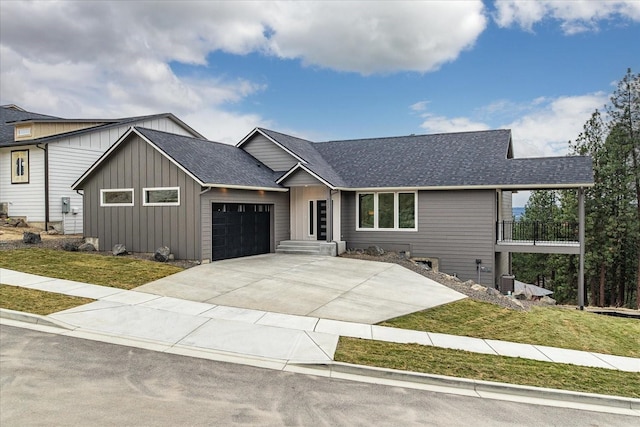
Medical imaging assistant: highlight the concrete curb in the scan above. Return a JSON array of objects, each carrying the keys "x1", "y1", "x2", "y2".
[
  {"x1": 2, "y1": 309, "x2": 638, "y2": 415},
  {"x1": 0, "y1": 308, "x2": 76, "y2": 330},
  {"x1": 300, "y1": 362, "x2": 640, "y2": 412}
]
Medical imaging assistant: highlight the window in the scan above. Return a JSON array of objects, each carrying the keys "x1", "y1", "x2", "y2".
[
  {"x1": 16, "y1": 126, "x2": 32, "y2": 137},
  {"x1": 100, "y1": 188, "x2": 134, "y2": 206},
  {"x1": 11, "y1": 150, "x2": 29, "y2": 184},
  {"x1": 358, "y1": 193, "x2": 374, "y2": 228},
  {"x1": 143, "y1": 187, "x2": 180, "y2": 206},
  {"x1": 356, "y1": 192, "x2": 417, "y2": 231}
]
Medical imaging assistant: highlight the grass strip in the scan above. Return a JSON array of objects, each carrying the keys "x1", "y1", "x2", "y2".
[
  {"x1": 335, "y1": 337, "x2": 640, "y2": 398},
  {"x1": 0, "y1": 248, "x2": 183, "y2": 290},
  {"x1": 0, "y1": 284, "x2": 94, "y2": 315},
  {"x1": 380, "y1": 299, "x2": 640, "y2": 358}
]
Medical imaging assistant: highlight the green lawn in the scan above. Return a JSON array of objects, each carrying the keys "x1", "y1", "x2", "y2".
[
  {"x1": 0, "y1": 284, "x2": 94, "y2": 315},
  {"x1": 0, "y1": 248, "x2": 183, "y2": 290},
  {"x1": 336, "y1": 338, "x2": 640, "y2": 398},
  {"x1": 380, "y1": 299, "x2": 640, "y2": 357}
]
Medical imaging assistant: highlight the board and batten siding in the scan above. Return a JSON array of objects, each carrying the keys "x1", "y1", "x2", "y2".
[
  {"x1": 341, "y1": 190, "x2": 497, "y2": 285},
  {"x1": 0, "y1": 146, "x2": 45, "y2": 222},
  {"x1": 241, "y1": 134, "x2": 299, "y2": 171},
  {"x1": 200, "y1": 188, "x2": 290, "y2": 261},
  {"x1": 82, "y1": 134, "x2": 201, "y2": 259},
  {"x1": 48, "y1": 116, "x2": 196, "y2": 234}
]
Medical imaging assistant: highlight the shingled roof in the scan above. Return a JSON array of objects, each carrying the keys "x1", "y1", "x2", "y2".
[
  {"x1": 0, "y1": 106, "x2": 204, "y2": 148},
  {"x1": 73, "y1": 127, "x2": 285, "y2": 191},
  {"x1": 257, "y1": 128, "x2": 347, "y2": 187},
  {"x1": 138, "y1": 128, "x2": 284, "y2": 189},
  {"x1": 257, "y1": 128, "x2": 594, "y2": 189},
  {"x1": 1, "y1": 105, "x2": 60, "y2": 146},
  {"x1": 74, "y1": 124, "x2": 594, "y2": 192}
]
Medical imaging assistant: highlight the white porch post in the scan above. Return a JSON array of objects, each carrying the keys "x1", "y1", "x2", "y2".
[{"x1": 578, "y1": 187, "x2": 585, "y2": 310}]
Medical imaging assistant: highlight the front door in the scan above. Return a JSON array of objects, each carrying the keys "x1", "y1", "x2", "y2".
[{"x1": 316, "y1": 200, "x2": 327, "y2": 241}]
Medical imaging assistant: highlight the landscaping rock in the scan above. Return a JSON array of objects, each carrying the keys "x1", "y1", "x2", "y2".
[
  {"x1": 471, "y1": 283, "x2": 486, "y2": 292},
  {"x1": 540, "y1": 295, "x2": 557, "y2": 305},
  {"x1": 365, "y1": 245, "x2": 385, "y2": 256},
  {"x1": 47, "y1": 229, "x2": 59, "y2": 235},
  {"x1": 154, "y1": 246, "x2": 171, "y2": 262},
  {"x1": 22, "y1": 231, "x2": 41, "y2": 244},
  {"x1": 15, "y1": 219, "x2": 29, "y2": 228},
  {"x1": 512, "y1": 298, "x2": 525, "y2": 309},
  {"x1": 112, "y1": 243, "x2": 127, "y2": 256},
  {"x1": 62, "y1": 242, "x2": 79, "y2": 251},
  {"x1": 486, "y1": 287, "x2": 500, "y2": 296},
  {"x1": 78, "y1": 242, "x2": 96, "y2": 252}
]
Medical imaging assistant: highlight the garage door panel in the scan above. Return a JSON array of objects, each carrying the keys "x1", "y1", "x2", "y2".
[{"x1": 212, "y1": 204, "x2": 271, "y2": 261}]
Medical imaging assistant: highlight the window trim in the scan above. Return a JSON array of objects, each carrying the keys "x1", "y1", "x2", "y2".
[
  {"x1": 10, "y1": 150, "x2": 29, "y2": 184},
  {"x1": 142, "y1": 187, "x2": 180, "y2": 207},
  {"x1": 100, "y1": 188, "x2": 134, "y2": 207},
  {"x1": 355, "y1": 191, "x2": 417, "y2": 231}
]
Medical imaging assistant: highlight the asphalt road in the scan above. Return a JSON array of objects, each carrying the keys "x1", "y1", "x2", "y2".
[{"x1": 0, "y1": 325, "x2": 636, "y2": 426}]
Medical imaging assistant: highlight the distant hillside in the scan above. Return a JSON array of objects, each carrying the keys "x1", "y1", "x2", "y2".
[{"x1": 512, "y1": 207, "x2": 525, "y2": 220}]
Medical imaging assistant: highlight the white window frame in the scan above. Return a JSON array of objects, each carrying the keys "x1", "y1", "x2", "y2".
[
  {"x1": 355, "y1": 191, "x2": 417, "y2": 231},
  {"x1": 16, "y1": 126, "x2": 32, "y2": 137},
  {"x1": 142, "y1": 187, "x2": 180, "y2": 207},
  {"x1": 11, "y1": 149, "x2": 29, "y2": 184},
  {"x1": 100, "y1": 188, "x2": 134, "y2": 207}
]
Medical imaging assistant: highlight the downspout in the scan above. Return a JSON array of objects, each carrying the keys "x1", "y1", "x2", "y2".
[{"x1": 36, "y1": 143, "x2": 49, "y2": 231}]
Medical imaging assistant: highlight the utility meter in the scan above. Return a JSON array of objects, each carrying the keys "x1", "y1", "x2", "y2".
[{"x1": 61, "y1": 197, "x2": 71, "y2": 213}]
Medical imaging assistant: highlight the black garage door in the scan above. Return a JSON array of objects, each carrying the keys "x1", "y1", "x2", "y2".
[{"x1": 212, "y1": 203, "x2": 271, "y2": 261}]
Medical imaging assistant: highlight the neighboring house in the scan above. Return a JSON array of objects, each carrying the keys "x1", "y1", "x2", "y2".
[
  {"x1": 72, "y1": 126, "x2": 593, "y2": 286},
  {"x1": 0, "y1": 105, "x2": 204, "y2": 234}
]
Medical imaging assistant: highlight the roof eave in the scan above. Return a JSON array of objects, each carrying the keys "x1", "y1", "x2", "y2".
[
  {"x1": 276, "y1": 163, "x2": 337, "y2": 189},
  {"x1": 203, "y1": 183, "x2": 289, "y2": 192},
  {"x1": 335, "y1": 182, "x2": 595, "y2": 191}
]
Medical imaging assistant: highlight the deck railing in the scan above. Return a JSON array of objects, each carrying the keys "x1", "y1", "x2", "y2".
[{"x1": 497, "y1": 220, "x2": 579, "y2": 244}]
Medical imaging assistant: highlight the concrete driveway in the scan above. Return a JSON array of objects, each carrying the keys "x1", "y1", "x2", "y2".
[{"x1": 136, "y1": 254, "x2": 465, "y2": 324}]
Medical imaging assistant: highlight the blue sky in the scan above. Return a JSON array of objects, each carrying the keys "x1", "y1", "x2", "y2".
[{"x1": 1, "y1": 1, "x2": 639, "y2": 205}]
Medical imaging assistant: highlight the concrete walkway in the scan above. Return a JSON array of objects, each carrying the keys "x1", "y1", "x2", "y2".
[{"x1": 1, "y1": 267, "x2": 639, "y2": 373}]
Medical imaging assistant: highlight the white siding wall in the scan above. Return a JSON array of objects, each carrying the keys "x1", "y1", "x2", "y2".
[
  {"x1": 0, "y1": 146, "x2": 45, "y2": 222},
  {"x1": 5, "y1": 117, "x2": 199, "y2": 234}
]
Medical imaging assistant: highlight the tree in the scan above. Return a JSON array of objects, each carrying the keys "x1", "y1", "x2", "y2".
[
  {"x1": 570, "y1": 69, "x2": 640, "y2": 308},
  {"x1": 606, "y1": 69, "x2": 640, "y2": 309}
]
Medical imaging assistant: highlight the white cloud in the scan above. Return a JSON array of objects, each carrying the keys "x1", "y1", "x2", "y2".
[
  {"x1": 0, "y1": 1, "x2": 488, "y2": 141},
  {"x1": 265, "y1": 1, "x2": 487, "y2": 74},
  {"x1": 410, "y1": 101, "x2": 430, "y2": 112},
  {"x1": 504, "y1": 93, "x2": 608, "y2": 157},
  {"x1": 494, "y1": 0, "x2": 640, "y2": 34},
  {"x1": 419, "y1": 115, "x2": 490, "y2": 134}
]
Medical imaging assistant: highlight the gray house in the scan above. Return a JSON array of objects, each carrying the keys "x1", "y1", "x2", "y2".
[{"x1": 72, "y1": 126, "x2": 593, "y2": 287}]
